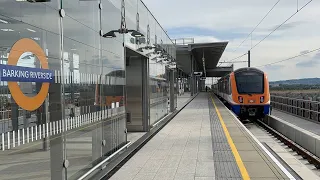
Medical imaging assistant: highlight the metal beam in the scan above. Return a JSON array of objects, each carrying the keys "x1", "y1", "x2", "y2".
[
  {"x1": 206, "y1": 67, "x2": 233, "y2": 72},
  {"x1": 188, "y1": 42, "x2": 228, "y2": 51}
]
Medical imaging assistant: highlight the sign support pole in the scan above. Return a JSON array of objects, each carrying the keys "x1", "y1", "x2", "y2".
[{"x1": 248, "y1": 50, "x2": 251, "y2": 67}]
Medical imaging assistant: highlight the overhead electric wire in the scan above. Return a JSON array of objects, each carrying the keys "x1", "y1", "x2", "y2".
[
  {"x1": 232, "y1": 0, "x2": 281, "y2": 53},
  {"x1": 256, "y1": 46, "x2": 320, "y2": 68},
  {"x1": 218, "y1": 52, "x2": 248, "y2": 67},
  {"x1": 219, "y1": 0, "x2": 313, "y2": 69},
  {"x1": 250, "y1": 0, "x2": 313, "y2": 51},
  {"x1": 224, "y1": 0, "x2": 281, "y2": 67}
]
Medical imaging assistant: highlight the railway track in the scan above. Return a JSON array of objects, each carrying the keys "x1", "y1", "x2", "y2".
[{"x1": 251, "y1": 118, "x2": 320, "y2": 169}]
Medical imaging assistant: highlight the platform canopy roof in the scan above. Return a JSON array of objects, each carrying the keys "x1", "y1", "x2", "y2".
[{"x1": 176, "y1": 41, "x2": 233, "y2": 77}]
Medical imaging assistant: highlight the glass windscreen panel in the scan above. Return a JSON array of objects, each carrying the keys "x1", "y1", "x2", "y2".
[{"x1": 235, "y1": 71, "x2": 264, "y2": 94}]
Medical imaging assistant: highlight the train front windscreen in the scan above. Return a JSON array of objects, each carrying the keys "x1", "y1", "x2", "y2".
[{"x1": 235, "y1": 71, "x2": 264, "y2": 94}]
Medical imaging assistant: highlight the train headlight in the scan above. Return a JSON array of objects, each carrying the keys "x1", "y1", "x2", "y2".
[
  {"x1": 238, "y1": 96, "x2": 243, "y2": 103},
  {"x1": 260, "y1": 96, "x2": 264, "y2": 103}
]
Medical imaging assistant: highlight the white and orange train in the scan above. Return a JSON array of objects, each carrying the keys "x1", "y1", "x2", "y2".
[{"x1": 213, "y1": 67, "x2": 271, "y2": 120}]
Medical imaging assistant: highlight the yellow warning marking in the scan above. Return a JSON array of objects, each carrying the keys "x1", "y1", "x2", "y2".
[{"x1": 210, "y1": 94, "x2": 250, "y2": 180}]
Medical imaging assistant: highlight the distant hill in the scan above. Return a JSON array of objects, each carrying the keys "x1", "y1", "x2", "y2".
[{"x1": 270, "y1": 78, "x2": 320, "y2": 86}]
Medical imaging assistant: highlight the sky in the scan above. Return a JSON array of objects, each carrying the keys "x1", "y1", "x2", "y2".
[{"x1": 142, "y1": 0, "x2": 320, "y2": 82}]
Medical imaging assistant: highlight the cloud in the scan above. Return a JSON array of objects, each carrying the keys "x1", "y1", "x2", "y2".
[
  {"x1": 267, "y1": 21, "x2": 307, "y2": 31},
  {"x1": 167, "y1": 26, "x2": 246, "y2": 40},
  {"x1": 296, "y1": 52, "x2": 320, "y2": 67},
  {"x1": 144, "y1": 0, "x2": 320, "y2": 80},
  {"x1": 263, "y1": 64, "x2": 285, "y2": 70}
]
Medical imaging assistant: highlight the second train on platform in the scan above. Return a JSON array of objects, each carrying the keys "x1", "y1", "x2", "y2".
[{"x1": 213, "y1": 67, "x2": 271, "y2": 120}]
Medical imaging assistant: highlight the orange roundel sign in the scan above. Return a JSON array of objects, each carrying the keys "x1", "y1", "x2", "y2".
[{"x1": 4, "y1": 38, "x2": 54, "y2": 111}]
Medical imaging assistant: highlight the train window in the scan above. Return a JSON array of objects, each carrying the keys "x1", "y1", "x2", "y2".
[
  {"x1": 235, "y1": 71, "x2": 264, "y2": 94},
  {"x1": 225, "y1": 78, "x2": 228, "y2": 94},
  {"x1": 227, "y1": 76, "x2": 231, "y2": 94},
  {"x1": 229, "y1": 79, "x2": 232, "y2": 95}
]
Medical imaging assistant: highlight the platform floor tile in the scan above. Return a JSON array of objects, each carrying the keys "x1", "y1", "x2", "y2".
[
  {"x1": 211, "y1": 95, "x2": 292, "y2": 180},
  {"x1": 109, "y1": 93, "x2": 216, "y2": 180}
]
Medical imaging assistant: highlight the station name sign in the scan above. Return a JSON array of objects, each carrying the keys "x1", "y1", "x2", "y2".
[
  {"x1": 194, "y1": 71, "x2": 203, "y2": 76},
  {"x1": 0, "y1": 64, "x2": 55, "y2": 83}
]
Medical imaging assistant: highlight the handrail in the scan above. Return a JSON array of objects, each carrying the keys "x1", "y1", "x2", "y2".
[
  {"x1": 151, "y1": 113, "x2": 171, "y2": 128},
  {"x1": 77, "y1": 141, "x2": 132, "y2": 180}
]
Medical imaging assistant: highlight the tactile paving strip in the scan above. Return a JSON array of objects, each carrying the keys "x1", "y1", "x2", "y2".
[{"x1": 208, "y1": 96, "x2": 242, "y2": 179}]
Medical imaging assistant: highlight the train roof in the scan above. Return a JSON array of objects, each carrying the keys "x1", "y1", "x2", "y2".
[{"x1": 234, "y1": 67, "x2": 264, "y2": 74}]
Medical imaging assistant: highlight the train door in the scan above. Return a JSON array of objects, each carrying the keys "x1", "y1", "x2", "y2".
[{"x1": 125, "y1": 47, "x2": 150, "y2": 132}]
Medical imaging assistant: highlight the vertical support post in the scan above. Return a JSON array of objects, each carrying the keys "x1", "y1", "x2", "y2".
[
  {"x1": 92, "y1": 2, "x2": 104, "y2": 161},
  {"x1": 193, "y1": 56, "x2": 196, "y2": 94},
  {"x1": 190, "y1": 54, "x2": 194, "y2": 96},
  {"x1": 193, "y1": 60, "x2": 197, "y2": 94},
  {"x1": 248, "y1": 50, "x2": 251, "y2": 67},
  {"x1": 11, "y1": 99, "x2": 19, "y2": 132},
  {"x1": 50, "y1": 8, "x2": 66, "y2": 180},
  {"x1": 92, "y1": 124, "x2": 102, "y2": 161},
  {"x1": 170, "y1": 69, "x2": 175, "y2": 112},
  {"x1": 142, "y1": 56, "x2": 150, "y2": 131},
  {"x1": 43, "y1": 94, "x2": 49, "y2": 151},
  {"x1": 49, "y1": 80, "x2": 64, "y2": 180},
  {"x1": 69, "y1": 54, "x2": 75, "y2": 118},
  {"x1": 50, "y1": 134, "x2": 65, "y2": 180},
  {"x1": 23, "y1": 110, "x2": 28, "y2": 129}
]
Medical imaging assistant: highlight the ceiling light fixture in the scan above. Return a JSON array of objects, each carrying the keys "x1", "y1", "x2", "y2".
[
  {"x1": 1, "y1": 29, "x2": 14, "y2": 32},
  {"x1": 27, "y1": 28, "x2": 36, "y2": 32},
  {"x1": 103, "y1": 29, "x2": 144, "y2": 38},
  {"x1": 0, "y1": 19, "x2": 8, "y2": 24}
]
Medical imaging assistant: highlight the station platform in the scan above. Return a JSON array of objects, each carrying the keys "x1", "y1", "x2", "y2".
[
  {"x1": 109, "y1": 93, "x2": 295, "y2": 180},
  {"x1": 272, "y1": 109, "x2": 320, "y2": 136}
]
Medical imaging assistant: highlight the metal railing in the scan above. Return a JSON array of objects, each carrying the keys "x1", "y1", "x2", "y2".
[
  {"x1": 172, "y1": 38, "x2": 195, "y2": 45},
  {"x1": 271, "y1": 95, "x2": 320, "y2": 122}
]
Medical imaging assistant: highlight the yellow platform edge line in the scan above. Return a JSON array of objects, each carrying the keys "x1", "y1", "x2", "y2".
[{"x1": 210, "y1": 94, "x2": 250, "y2": 180}]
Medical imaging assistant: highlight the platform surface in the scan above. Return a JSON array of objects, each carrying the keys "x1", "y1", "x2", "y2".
[
  {"x1": 109, "y1": 93, "x2": 294, "y2": 180},
  {"x1": 211, "y1": 95, "x2": 293, "y2": 180}
]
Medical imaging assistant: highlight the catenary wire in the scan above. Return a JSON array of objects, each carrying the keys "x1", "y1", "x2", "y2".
[
  {"x1": 250, "y1": 0, "x2": 313, "y2": 51},
  {"x1": 232, "y1": 0, "x2": 281, "y2": 53},
  {"x1": 256, "y1": 46, "x2": 320, "y2": 67},
  {"x1": 225, "y1": 0, "x2": 313, "y2": 67}
]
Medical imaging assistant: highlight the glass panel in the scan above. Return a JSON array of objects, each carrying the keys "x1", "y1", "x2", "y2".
[
  {"x1": 101, "y1": 0, "x2": 126, "y2": 160},
  {"x1": 0, "y1": 1, "x2": 60, "y2": 179},
  {"x1": 0, "y1": 0, "x2": 176, "y2": 179},
  {"x1": 149, "y1": 61, "x2": 157, "y2": 125},
  {"x1": 148, "y1": 11, "x2": 156, "y2": 47},
  {"x1": 156, "y1": 23, "x2": 162, "y2": 48},
  {"x1": 102, "y1": 0, "x2": 124, "y2": 53},
  {"x1": 61, "y1": 0, "x2": 102, "y2": 179},
  {"x1": 137, "y1": 0, "x2": 148, "y2": 51},
  {"x1": 124, "y1": 0, "x2": 137, "y2": 50}
]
